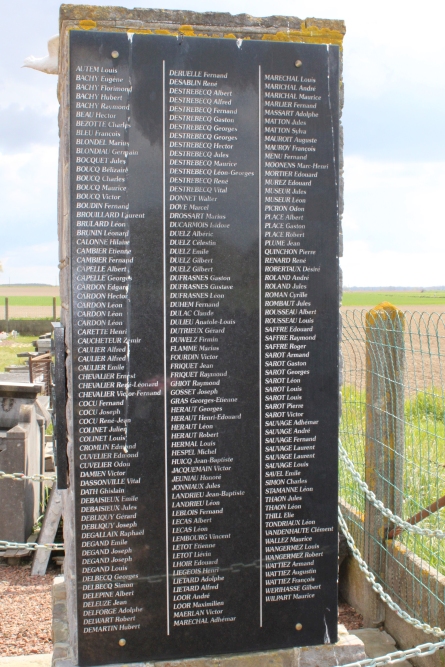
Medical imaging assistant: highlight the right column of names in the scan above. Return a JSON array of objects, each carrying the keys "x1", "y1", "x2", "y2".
[{"x1": 261, "y1": 69, "x2": 327, "y2": 606}]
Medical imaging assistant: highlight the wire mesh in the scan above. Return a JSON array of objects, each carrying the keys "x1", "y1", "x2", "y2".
[{"x1": 340, "y1": 307, "x2": 445, "y2": 629}]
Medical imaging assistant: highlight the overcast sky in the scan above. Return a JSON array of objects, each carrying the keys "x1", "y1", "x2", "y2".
[{"x1": 1, "y1": 0, "x2": 444, "y2": 286}]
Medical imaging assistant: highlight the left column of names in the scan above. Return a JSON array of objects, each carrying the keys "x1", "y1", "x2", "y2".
[{"x1": 72, "y1": 55, "x2": 145, "y2": 637}]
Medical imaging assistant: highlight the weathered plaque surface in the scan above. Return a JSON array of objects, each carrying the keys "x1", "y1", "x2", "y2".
[{"x1": 70, "y1": 30, "x2": 339, "y2": 666}]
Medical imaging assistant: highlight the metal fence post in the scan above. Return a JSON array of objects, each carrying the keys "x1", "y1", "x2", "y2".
[
  {"x1": 364, "y1": 301, "x2": 405, "y2": 625},
  {"x1": 5, "y1": 297, "x2": 8, "y2": 332}
]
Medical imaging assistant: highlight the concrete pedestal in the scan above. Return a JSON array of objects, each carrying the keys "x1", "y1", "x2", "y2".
[
  {"x1": 0, "y1": 383, "x2": 50, "y2": 546},
  {"x1": 52, "y1": 576, "x2": 366, "y2": 667}
]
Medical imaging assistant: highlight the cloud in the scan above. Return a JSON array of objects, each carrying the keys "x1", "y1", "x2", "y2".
[
  {"x1": 343, "y1": 94, "x2": 445, "y2": 160},
  {"x1": 343, "y1": 157, "x2": 445, "y2": 254},
  {"x1": 1, "y1": 0, "x2": 444, "y2": 289},
  {"x1": 0, "y1": 104, "x2": 58, "y2": 153},
  {"x1": 341, "y1": 241, "x2": 445, "y2": 288},
  {"x1": 0, "y1": 241, "x2": 58, "y2": 285},
  {"x1": 342, "y1": 156, "x2": 445, "y2": 285},
  {"x1": 0, "y1": 145, "x2": 58, "y2": 248}
]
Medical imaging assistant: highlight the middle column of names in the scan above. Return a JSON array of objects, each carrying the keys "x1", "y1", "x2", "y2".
[{"x1": 165, "y1": 64, "x2": 258, "y2": 630}]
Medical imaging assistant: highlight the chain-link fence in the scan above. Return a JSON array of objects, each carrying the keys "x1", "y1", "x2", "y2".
[{"x1": 340, "y1": 304, "x2": 445, "y2": 634}]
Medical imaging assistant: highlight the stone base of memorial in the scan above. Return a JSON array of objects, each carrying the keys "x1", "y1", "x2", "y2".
[
  {"x1": 57, "y1": 5, "x2": 348, "y2": 667},
  {"x1": 52, "y1": 575, "x2": 366, "y2": 667}
]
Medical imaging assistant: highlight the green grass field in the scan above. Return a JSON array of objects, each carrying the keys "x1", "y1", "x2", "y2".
[
  {"x1": 340, "y1": 385, "x2": 445, "y2": 575},
  {"x1": 0, "y1": 296, "x2": 61, "y2": 306},
  {"x1": 342, "y1": 291, "x2": 445, "y2": 307},
  {"x1": 1, "y1": 293, "x2": 445, "y2": 307},
  {"x1": 0, "y1": 335, "x2": 36, "y2": 372}
]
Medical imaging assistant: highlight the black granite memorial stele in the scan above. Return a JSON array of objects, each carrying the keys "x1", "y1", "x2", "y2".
[{"x1": 69, "y1": 30, "x2": 339, "y2": 666}]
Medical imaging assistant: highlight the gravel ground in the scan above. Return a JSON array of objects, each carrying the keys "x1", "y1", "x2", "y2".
[
  {"x1": 339, "y1": 600, "x2": 364, "y2": 630},
  {"x1": 0, "y1": 563, "x2": 56, "y2": 656},
  {"x1": 0, "y1": 564, "x2": 364, "y2": 657}
]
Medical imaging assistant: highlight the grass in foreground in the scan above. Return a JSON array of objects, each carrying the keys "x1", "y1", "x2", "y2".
[
  {"x1": 342, "y1": 291, "x2": 445, "y2": 307},
  {"x1": 340, "y1": 385, "x2": 445, "y2": 576},
  {"x1": 0, "y1": 335, "x2": 36, "y2": 372}
]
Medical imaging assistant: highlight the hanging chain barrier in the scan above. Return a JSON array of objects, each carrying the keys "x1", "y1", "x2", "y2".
[
  {"x1": 0, "y1": 470, "x2": 57, "y2": 483},
  {"x1": 338, "y1": 441, "x2": 445, "y2": 666},
  {"x1": 0, "y1": 471, "x2": 60, "y2": 550},
  {"x1": 337, "y1": 639, "x2": 445, "y2": 667},
  {"x1": 338, "y1": 506, "x2": 445, "y2": 638},
  {"x1": 0, "y1": 475, "x2": 61, "y2": 549},
  {"x1": 339, "y1": 443, "x2": 445, "y2": 539},
  {"x1": 339, "y1": 305, "x2": 445, "y2": 667},
  {"x1": 0, "y1": 539, "x2": 64, "y2": 551}
]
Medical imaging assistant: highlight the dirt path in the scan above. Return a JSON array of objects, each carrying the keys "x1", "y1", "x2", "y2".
[
  {"x1": 0, "y1": 287, "x2": 59, "y2": 297},
  {"x1": 5, "y1": 306, "x2": 60, "y2": 319},
  {"x1": 341, "y1": 307, "x2": 445, "y2": 395}
]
